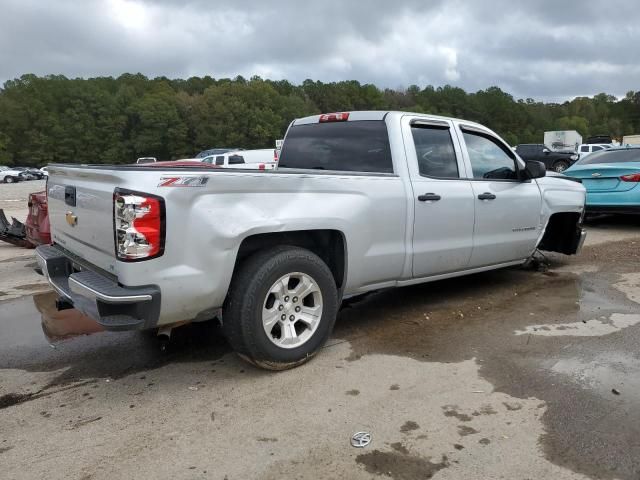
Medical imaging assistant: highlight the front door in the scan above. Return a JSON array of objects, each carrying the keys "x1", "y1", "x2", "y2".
[{"x1": 458, "y1": 127, "x2": 542, "y2": 267}]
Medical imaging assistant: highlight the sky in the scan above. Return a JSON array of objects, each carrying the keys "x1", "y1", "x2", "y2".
[{"x1": 1, "y1": 0, "x2": 639, "y2": 102}]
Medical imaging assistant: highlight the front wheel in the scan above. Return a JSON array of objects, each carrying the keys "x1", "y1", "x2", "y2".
[
  {"x1": 4, "y1": 176, "x2": 15, "y2": 183},
  {"x1": 553, "y1": 160, "x2": 569, "y2": 173},
  {"x1": 223, "y1": 246, "x2": 339, "y2": 370}
]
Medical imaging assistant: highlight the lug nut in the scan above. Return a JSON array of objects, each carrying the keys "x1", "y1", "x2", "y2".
[
  {"x1": 295, "y1": 306, "x2": 301, "y2": 312},
  {"x1": 281, "y1": 314, "x2": 286, "y2": 320},
  {"x1": 278, "y1": 305, "x2": 284, "y2": 311},
  {"x1": 292, "y1": 297, "x2": 298, "y2": 302},
  {"x1": 284, "y1": 296, "x2": 290, "y2": 302},
  {"x1": 289, "y1": 315, "x2": 295, "y2": 321}
]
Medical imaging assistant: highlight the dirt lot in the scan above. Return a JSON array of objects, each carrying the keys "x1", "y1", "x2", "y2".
[{"x1": 1, "y1": 181, "x2": 640, "y2": 480}]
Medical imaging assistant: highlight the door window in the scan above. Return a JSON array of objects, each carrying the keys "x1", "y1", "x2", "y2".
[
  {"x1": 580, "y1": 145, "x2": 589, "y2": 152},
  {"x1": 411, "y1": 126, "x2": 459, "y2": 178},
  {"x1": 215, "y1": 156, "x2": 224, "y2": 166},
  {"x1": 463, "y1": 131, "x2": 519, "y2": 180},
  {"x1": 228, "y1": 155, "x2": 245, "y2": 165}
]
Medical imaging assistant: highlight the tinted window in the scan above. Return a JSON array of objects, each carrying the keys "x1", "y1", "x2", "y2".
[
  {"x1": 577, "y1": 149, "x2": 640, "y2": 165},
  {"x1": 580, "y1": 146, "x2": 589, "y2": 152},
  {"x1": 411, "y1": 126, "x2": 458, "y2": 178},
  {"x1": 228, "y1": 155, "x2": 245, "y2": 165},
  {"x1": 215, "y1": 156, "x2": 224, "y2": 166},
  {"x1": 592, "y1": 146, "x2": 603, "y2": 152},
  {"x1": 463, "y1": 132, "x2": 518, "y2": 180},
  {"x1": 278, "y1": 121, "x2": 393, "y2": 173}
]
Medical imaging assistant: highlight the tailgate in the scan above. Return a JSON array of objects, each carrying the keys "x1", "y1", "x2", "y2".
[{"x1": 47, "y1": 166, "x2": 119, "y2": 272}]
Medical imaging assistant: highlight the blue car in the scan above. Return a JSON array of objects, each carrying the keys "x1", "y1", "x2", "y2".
[{"x1": 564, "y1": 146, "x2": 640, "y2": 215}]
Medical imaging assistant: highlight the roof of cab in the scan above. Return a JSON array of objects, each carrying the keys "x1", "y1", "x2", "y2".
[{"x1": 292, "y1": 110, "x2": 486, "y2": 130}]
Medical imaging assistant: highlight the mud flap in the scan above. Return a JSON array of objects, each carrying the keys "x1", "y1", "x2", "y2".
[{"x1": 0, "y1": 209, "x2": 33, "y2": 248}]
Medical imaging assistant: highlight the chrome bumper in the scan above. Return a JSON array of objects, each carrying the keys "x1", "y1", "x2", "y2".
[{"x1": 35, "y1": 244, "x2": 161, "y2": 331}]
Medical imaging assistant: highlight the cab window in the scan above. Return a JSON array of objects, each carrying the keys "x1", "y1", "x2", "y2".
[
  {"x1": 228, "y1": 155, "x2": 245, "y2": 165},
  {"x1": 215, "y1": 156, "x2": 224, "y2": 166},
  {"x1": 411, "y1": 125, "x2": 459, "y2": 178},
  {"x1": 463, "y1": 131, "x2": 518, "y2": 180}
]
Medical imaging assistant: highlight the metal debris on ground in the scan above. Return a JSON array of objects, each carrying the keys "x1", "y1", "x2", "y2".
[
  {"x1": 0, "y1": 209, "x2": 31, "y2": 248},
  {"x1": 351, "y1": 432, "x2": 372, "y2": 448},
  {"x1": 612, "y1": 388, "x2": 621, "y2": 395}
]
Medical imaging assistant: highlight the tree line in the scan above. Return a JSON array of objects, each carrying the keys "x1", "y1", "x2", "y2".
[{"x1": 1, "y1": 73, "x2": 639, "y2": 166}]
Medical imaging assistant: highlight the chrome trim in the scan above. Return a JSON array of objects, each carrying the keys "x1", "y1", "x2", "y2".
[{"x1": 68, "y1": 276, "x2": 152, "y2": 304}]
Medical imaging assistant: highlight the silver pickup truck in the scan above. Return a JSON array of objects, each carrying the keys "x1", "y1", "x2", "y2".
[{"x1": 37, "y1": 111, "x2": 587, "y2": 369}]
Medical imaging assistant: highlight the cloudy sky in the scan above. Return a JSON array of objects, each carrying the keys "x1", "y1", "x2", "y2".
[{"x1": 1, "y1": 0, "x2": 639, "y2": 101}]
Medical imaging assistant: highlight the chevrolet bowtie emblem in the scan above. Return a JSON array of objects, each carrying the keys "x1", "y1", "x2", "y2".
[{"x1": 66, "y1": 211, "x2": 78, "y2": 227}]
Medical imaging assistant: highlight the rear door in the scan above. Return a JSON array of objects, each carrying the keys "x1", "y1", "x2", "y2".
[
  {"x1": 402, "y1": 116, "x2": 475, "y2": 277},
  {"x1": 457, "y1": 125, "x2": 542, "y2": 267}
]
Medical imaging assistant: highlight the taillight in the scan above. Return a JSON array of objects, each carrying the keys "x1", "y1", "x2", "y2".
[
  {"x1": 319, "y1": 112, "x2": 350, "y2": 123},
  {"x1": 274, "y1": 149, "x2": 279, "y2": 162},
  {"x1": 114, "y1": 190, "x2": 165, "y2": 261},
  {"x1": 620, "y1": 173, "x2": 640, "y2": 182},
  {"x1": 258, "y1": 164, "x2": 266, "y2": 170}
]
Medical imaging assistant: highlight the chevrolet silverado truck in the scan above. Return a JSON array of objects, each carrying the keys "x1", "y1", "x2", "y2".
[{"x1": 36, "y1": 111, "x2": 587, "y2": 370}]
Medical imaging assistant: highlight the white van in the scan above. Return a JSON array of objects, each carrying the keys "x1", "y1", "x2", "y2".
[{"x1": 201, "y1": 149, "x2": 278, "y2": 170}]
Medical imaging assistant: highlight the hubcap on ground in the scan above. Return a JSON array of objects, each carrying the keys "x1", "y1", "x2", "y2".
[{"x1": 262, "y1": 272, "x2": 323, "y2": 349}]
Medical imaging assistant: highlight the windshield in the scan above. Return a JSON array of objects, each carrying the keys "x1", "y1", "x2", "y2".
[{"x1": 576, "y1": 148, "x2": 640, "y2": 165}]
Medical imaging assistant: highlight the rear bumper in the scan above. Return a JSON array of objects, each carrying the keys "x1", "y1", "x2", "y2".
[
  {"x1": 35, "y1": 244, "x2": 161, "y2": 331},
  {"x1": 586, "y1": 205, "x2": 640, "y2": 215}
]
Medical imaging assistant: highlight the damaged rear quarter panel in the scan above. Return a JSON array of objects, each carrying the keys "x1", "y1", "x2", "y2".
[{"x1": 116, "y1": 170, "x2": 408, "y2": 325}]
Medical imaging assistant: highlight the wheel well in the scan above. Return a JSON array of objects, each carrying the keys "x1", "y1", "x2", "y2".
[
  {"x1": 537, "y1": 212, "x2": 582, "y2": 255},
  {"x1": 234, "y1": 230, "x2": 347, "y2": 289}
]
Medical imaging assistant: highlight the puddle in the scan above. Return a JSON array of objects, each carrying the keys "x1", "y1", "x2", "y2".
[{"x1": 0, "y1": 293, "x2": 231, "y2": 386}]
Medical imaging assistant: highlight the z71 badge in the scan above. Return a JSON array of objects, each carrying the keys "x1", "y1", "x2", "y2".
[{"x1": 158, "y1": 176, "x2": 209, "y2": 187}]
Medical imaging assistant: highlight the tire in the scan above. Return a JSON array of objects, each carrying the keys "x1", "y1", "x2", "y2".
[
  {"x1": 223, "y1": 246, "x2": 339, "y2": 370},
  {"x1": 5, "y1": 176, "x2": 15, "y2": 184},
  {"x1": 553, "y1": 160, "x2": 569, "y2": 173}
]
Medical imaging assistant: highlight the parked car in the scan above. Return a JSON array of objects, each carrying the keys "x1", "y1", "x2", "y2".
[
  {"x1": 37, "y1": 111, "x2": 586, "y2": 370},
  {"x1": 12, "y1": 167, "x2": 45, "y2": 180},
  {"x1": 200, "y1": 149, "x2": 278, "y2": 170},
  {"x1": 40, "y1": 167, "x2": 49, "y2": 177},
  {"x1": 0, "y1": 166, "x2": 24, "y2": 183},
  {"x1": 564, "y1": 146, "x2": 640, "y2": 215},
  {"x1": 195, "y1": 147, "x2": 244, "y2": 159},
  {"x1": 577, "y1": 143, "x2": 612, "y2": 159},
  {"x1": 515, "y1": 144, "x2": 579, "y2": 172}
]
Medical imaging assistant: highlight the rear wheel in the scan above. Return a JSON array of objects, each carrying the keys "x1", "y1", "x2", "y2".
[
  {"x1": 223, "y1": 246, "x2": 338, "y2": 370},
  {"x1": 4, "y1": 176, "x2": 15, "y2": 184},
  {"x1": 553, "y1": 160, "x2": 569, "y2": 173}
]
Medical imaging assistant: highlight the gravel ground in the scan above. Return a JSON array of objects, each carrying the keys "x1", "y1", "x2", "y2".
[{"x1": 1, "y1": 189, "x2": 640, "y2": 480}]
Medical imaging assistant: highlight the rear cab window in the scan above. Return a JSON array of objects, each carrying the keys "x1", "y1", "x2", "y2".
[{"x1": 278, "y1": 120, "x2": 393, "y2": 173}]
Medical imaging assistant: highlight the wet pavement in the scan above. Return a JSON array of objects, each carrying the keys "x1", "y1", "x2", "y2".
[{"x1": 0, "y1": 217, "x2": 639, "y2": 479}]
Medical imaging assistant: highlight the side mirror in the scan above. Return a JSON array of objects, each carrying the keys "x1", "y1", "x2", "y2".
[
  {"x1": 542, "y1": 148, "x2": 550, "y2": 154},
  {"x1": 524, "y1": 160, "x2": 546, "y2": 179}
]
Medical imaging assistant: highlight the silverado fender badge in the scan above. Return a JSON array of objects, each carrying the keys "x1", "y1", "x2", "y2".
[
  {"x1": 65, "y1": 211, "x2": 78, "y2": 227},
  {"x1": 158, "y1": 176, "x2": 209, "y2": 187}
]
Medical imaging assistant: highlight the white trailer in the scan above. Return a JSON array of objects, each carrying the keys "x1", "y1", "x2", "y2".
[
  {"x1": 544, "y1": 131, "x2": 583, "y2": 152},
  {"x1": 622, "y1": 135, "x2": 640, "y2": 146}
]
